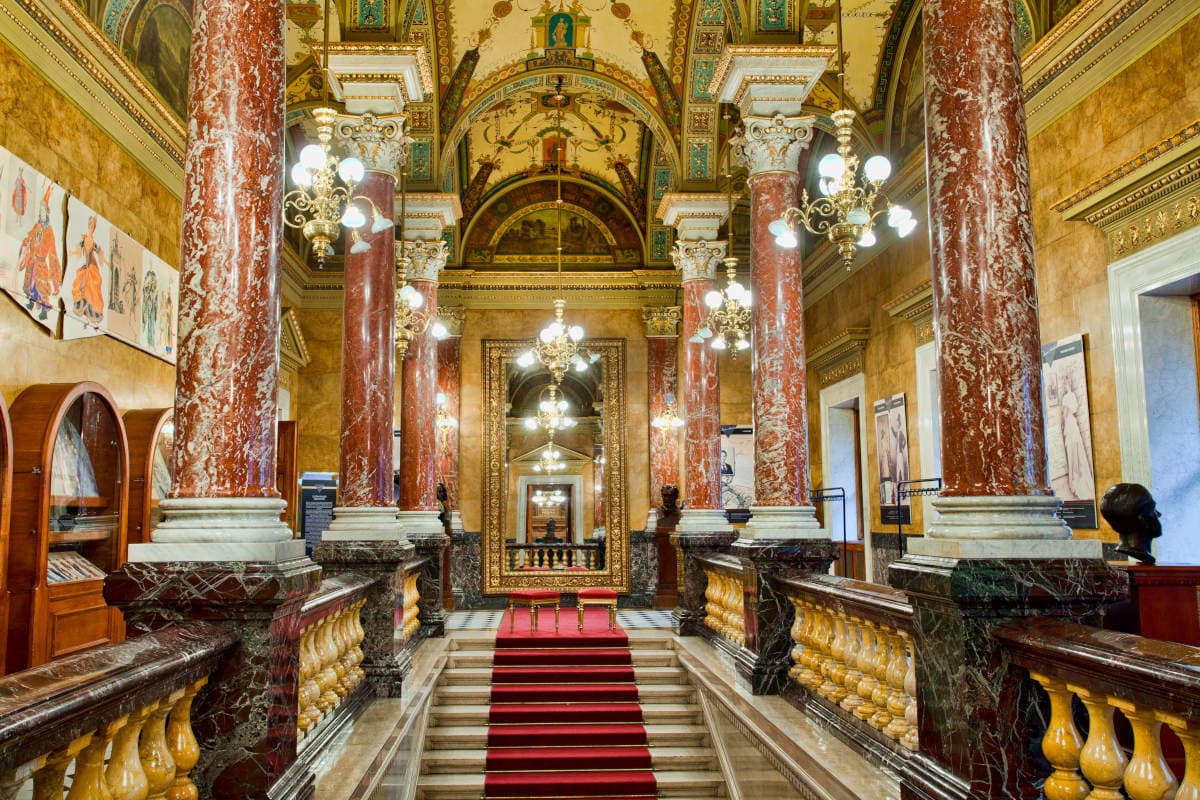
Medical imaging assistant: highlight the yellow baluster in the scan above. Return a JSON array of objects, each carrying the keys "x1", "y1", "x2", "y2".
[
  {"x1": 788, "y1": 599, "x2": 806, "y2": 681},
  {"x1": 869, "y1": 629, "x2": 894, "y2": 731},
  {"x1": 1029, "y1": 673, "x2": 1088, "y2": 800},
  {"x1": 1073, "y1": 686, "x2": 1127, "y2": 800},
  {"x1": 35, "y1": 735, "x2": 90, "y2": 800},
  {"x1": 350, "y1": 599, "x2": 367, "y2": 687},
  {"x1": 884, "y1": 631, "x2": 911, "y2": 742},
  {"x1": 841, "y1": 617, "x2": 865, "y2": 713},
  {"x1": 316, "y1": 614, "x2": 340, "y2": 713},
  {"x1": 297, "y1": 624, "x2": 320, "y2": 735},
  {"x1": 1161, "y1": 715, "x2": 1200, "y2": 800},
  {"x1": 165, "y1": 678, "x2": 206, "y2": 800},
  {"x1": 854, "y1": 621, "x2": 880, "y2": 722},
  {"x1": 798, "y1": 602, "x2": 821, "y2": 688},
  {"x1": 830, "y1": 615, "x2": 851, "y2": 703},
  {"x1": 107, "y1": 707, "x2": 151, "y2": 800},
  {"x1": 68, "y1": 718, "x2": 127, "y2": 800},
  {"x1": 810, "y1": 608, "x2": 833, "y2": 692},
  {"x1": 902, "y1": 634, "x2": 918, "y2": 752},
  {"x1": 141, "y1": 695, "x2": 180, "y2": 800},
  {"x1": 1111, "y1": 699, "x2": 1177, "y2": 800},
  {"x1": 333, "y1": 608, "x2": 351, "y2": 700}
]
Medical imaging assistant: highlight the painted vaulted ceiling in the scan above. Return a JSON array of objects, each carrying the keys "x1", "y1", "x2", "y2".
[{"x1": 78, "y1": 0, "x2": 1068, "y2": 273}]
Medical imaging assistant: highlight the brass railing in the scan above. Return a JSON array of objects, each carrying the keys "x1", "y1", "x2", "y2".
[
  {"x1": 296, "y1": 574, "x2": 371, "y2": 744},
  {"x1": 0, "y1": 621, "x2": 234, "y2": 800},
  {"x1": 505, "y1": 541, "x2": 602, "y2": 571},
  {"x1": 999, "y1": 618, "x2": 1200, "y2": 800},
  {"x1": 700, "y1": 554, "x2": 745, "y2": 648},
  {"x1": 782, "y1": 575, "x2": 918, "y2": 752}
]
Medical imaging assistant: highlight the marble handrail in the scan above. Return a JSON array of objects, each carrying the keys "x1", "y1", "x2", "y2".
[
  {"x1": 0, "y1": 621, "x2": 234, "y2": 799},
  {"x1": 782, "y1": 576, "x2": 918, "y2": 752},
  {"x1": 296, "y1": 574, "x2": 372, "y2": 743},
  {"x1": 998, "y1": 618, "x2": 1200, "y2": 800},
  {"x1": 698, "y1": 554, "x2": 745, "y2": 648},
  {"x1": 504, "y1": 540, "x2": 602, "y2": 570}
]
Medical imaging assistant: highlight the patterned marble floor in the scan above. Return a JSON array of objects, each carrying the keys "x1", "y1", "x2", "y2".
[{"x1": 445, "y1": 609, "x2": 674, "y2": 630}]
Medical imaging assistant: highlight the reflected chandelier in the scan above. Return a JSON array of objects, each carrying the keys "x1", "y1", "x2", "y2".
[
  {"x1": 532, "y1": 439, "x2": 568, "y2": 474},
  {"x1": 650, "y1": 391, "x2": 685, "y2": 429},
  {"x1": 523, "y1": 383, "x2": 577, "y2": 434},
  {"x1": 768, "y1": 0, "x2": 916, "y2": 268}
]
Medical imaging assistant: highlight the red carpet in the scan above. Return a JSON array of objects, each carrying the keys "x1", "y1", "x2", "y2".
[{"x1": 484, "y1": 605, "x2": 657, "y2": 799}]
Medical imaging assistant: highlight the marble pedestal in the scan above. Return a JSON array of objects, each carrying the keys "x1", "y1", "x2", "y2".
[
  {"x1": 105, "y1": 557, "x2": 322, "y2": 800},
  {"x1": 888, "y1": 555, "x2": 1128, "y2": 799},
  {"x1": 408, "y1": 532, "x2": 450, "y2": 637},
  {"x1": 670, "y1": 531, "x2": 737, "y2": 636},
  {"x1": 729, "y1": 538, "x2": 839, "y2": 695},
  {"x1": 312, "y1": 539, "x2": 415, "y2": 697}
]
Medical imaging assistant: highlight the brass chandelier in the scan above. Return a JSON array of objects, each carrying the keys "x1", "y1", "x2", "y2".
[
  {"x1": 768, "y1": 0, "x2": 915, "y2": 268},
  {"x1": 693, "y1": 129, "x2": 752, "y2": 355},
  {"x1": 532, "y1": 438, "x2": 568, "y2": 474},
  {"x1": 523, "y1": 383, "x2": 577, "y2": 434}
]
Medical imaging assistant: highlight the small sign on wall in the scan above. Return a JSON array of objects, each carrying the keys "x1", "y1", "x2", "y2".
[{"x1": 1041, "y1": 334, "x2": 1098, "y2": 528}]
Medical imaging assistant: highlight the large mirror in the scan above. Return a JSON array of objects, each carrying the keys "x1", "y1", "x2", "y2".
[{"x1": 483, "y1": 338, "x2": 628, "y2": 594}]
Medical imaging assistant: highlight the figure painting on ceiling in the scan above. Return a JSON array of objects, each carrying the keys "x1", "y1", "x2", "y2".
[
  {"x1": 548, "y1": 13, "x2": 574, "y2": 48},
  {"x1": 136, "y1": 4, "x2": 191, "y2": 119},
  {"x1": 495, "y1": 209, "x2": 610, "y2": 256}
]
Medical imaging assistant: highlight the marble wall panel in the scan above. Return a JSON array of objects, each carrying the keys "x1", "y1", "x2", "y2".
[{"x1": 295, "y1": 309, "x2": 344, "y2": 476}]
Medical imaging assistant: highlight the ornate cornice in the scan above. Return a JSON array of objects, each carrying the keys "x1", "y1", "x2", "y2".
[
  {"x1": 642, "y1": 306, "x2": 682, "y2": 338},
  {"x1": 883, "y1": 283, "x2": 935, "y2": 345},
  {"x1": 808, "y1": 327, "x2": 870, "y2": 386}
]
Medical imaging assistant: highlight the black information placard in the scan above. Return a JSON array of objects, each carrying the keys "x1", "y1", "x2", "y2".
[{"x1": 299, "y1": 475, "x2": 337, "y2": 553}]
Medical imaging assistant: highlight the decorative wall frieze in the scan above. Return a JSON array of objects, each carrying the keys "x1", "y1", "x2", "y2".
[
  {"x1": 437, "y1": 306, "x2": 465, "y2": 337},
  {"x1": 807, "y1": 327, "x2": 870, "y2": 386},
  {"x1": 733, "y1": 113, "x2": 816, "y2": 175},
  {"x1": 672, "y1": 240, "x2": 727, "y2": 283},
  {"x1": 642, "y1": 306, "x2": 682, "y2": 337},
  {"x1": 883, "y1": 283, "x2": 935, "y2": 345},
  {"x1": 279, "y1": 308, "x2": 311, "y2": 372},
  {"x1": 1054, "y1": 119, "x2": 1200, "y2": 260}
]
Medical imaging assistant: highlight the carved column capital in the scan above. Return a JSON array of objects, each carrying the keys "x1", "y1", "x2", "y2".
[
  {"x1": 672, "y1": 240, "x2": 726, "y2": 283},
  {"x1": 398, "y1": 240, "x2": 448, "y2": 282},
  {"x1": 438, "y1": 306, "x2": 465, "y2": 336},
  {"x1": 642, "y1": 306, "x2": 682, "y2": 337},
  {"x1": 733, "y1": 113, "x2": 816, "y2": 175},
  {"x1": 336, "y1": 112, "x2": 410, "y2": 175}
]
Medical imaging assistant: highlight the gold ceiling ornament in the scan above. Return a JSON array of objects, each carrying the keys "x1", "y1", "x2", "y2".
[
  {"x1": 523, "y1": 382, "x2": 578, "y2": 434},
  {"x1": 768, "y1": 0, "x2": 916, "y2": 270},
  {"x1": 515, "y1": 76, "x2": 596, "y2": 385},
  {"x1": 693, "y1": 124, "x2": 752, "y2": 356}
]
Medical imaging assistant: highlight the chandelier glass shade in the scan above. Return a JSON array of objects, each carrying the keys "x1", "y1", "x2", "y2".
[
  {"x1": 523, "y1": 382, "x2": 577, "y2": 434},
  {"x1": 532, "y1": 488, "x2": 567, "y2": 507},
  {"x1": 436, "y1": 391, "x2": 458, "y2": 456},
  {"x1": 768, "y1": 117, "x2": 916, "y2": 267},
  {"x1": 650, "y1": 392, "x2": 685, "y2": 429},
  {"x1": 532, "y1": 440, "x2": 568, "y2": 474}
]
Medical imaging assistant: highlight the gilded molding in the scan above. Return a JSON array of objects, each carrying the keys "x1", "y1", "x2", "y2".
[
  {"x1": 807, "y1": 327, "x2": 870, "y2": 387},
  {"x1": 323, "y1": 41, "x2": 434, "y2": 100},
  {"x1": 482, "y1": 338, "x2": 630, "y2": 595},
  {"x1": 883, "y1": 283, "x2": 935, "y2": 346},
  {"x1": 279, "y1": 307, "x2": 311, "y2": 372},
  {"x1": 642, "y1": 306, "x2": 682, "y2": 337}
]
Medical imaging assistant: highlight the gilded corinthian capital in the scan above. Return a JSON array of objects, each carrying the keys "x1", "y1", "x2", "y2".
[
  {"x1": 672, "y1": 240, "x2": 727, "y2": 283},
  {"x1": 336, "y1": 113, "x2": 410, "y2": 175},
  {"x1": 642, "y1": 306, "x2": 682, "y2": 337},
  {"x1": 733, "y1": 113, "x2": 816, "y2": 175}
]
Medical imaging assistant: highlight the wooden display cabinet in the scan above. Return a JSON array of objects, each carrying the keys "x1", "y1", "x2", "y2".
[
  {"x1": 124, "y1": 408, "x2": 173, "y2": 546},
  {"x1": 0, "y1": 393, "x2": 13, "y2": 674},
  {"x1": 6, "y1": 382, "x2": 129, "y2": 672}
]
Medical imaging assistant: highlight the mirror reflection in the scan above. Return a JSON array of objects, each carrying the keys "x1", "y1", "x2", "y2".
[{"x1": 503, "y1": 355, "x2": 606, "y2": 572}]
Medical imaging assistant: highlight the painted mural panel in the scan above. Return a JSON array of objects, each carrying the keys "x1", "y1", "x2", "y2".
[
  {"x1": 135, "y1": 3, "x2": 191, "y2": 118},
  {"x1": 495, "y1": 208, "x2": 610, "y2": 256},
  {"x1": 0, "y1": 150, "x2": 66, "y2": 332}
]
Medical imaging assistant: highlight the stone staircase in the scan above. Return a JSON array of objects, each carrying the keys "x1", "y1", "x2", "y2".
[{"x1": 416, "y1": 629, "x2": 728, "y2": 799}]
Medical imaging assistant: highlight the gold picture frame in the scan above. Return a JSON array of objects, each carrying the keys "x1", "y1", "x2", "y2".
[{"x1": 482, "y1": 338, "x2": 629, "y2": 594}]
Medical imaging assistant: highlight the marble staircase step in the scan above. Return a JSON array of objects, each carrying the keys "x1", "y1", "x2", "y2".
[
  {"x1": 429, "y1": 702, "x2": 702, "y2": 727},
  {"x1": 434, "y1": 682, "x2": 695, "y2": 705},
  {"x1": 424, "y1": 723, "x2": 711, "y2": 750},
  {"x1": 439, "y1": 666, "x2": 688, "y2": 686},
  {"x1": 415, "y1": 769, "x2": 725, "y2": 800},
  {"x1": 445, "y1": 648, "x2": 678, "y2": 669},
  {"x1": 420, "y1": 746, "x2": 717, "y2": 774}
]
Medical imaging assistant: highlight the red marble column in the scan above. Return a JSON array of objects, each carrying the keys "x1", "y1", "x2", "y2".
[
  {"x1": 644, "y1": 307, "x2": 681, "y2": 523},
  {"x1": 676, "y1": 243, "x2": 725, "y2": 519},
  {"x1": 923, "y1": 0, "x2": 1048, "y2": 501},
  {"x1": 435, "y1": 309, "x2": 464, "y2": 513},
  {"x1": 170, "y1": 0, "x2": 284, "y2": 501},
  {"x1": 735, "y1": 115, "x2": 822, "y2": 535},
  {"x1": 338, "y1": 168, "x2": 397, "y2": 508},
  {"x1": 397, "y1": 242, "x2": 446, "y2": 522}
]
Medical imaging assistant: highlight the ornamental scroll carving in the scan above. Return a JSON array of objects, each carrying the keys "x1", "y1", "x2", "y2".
[
  {"x1": 671, "y1": 240, "x2": 726, "y2": 282},
  {"x1": 733, "y1": 113, "x2": 815, "y2": 175},
  {"x1": 400, "y1": 240, "x2": 448, "y2": 282},
  {"x1": 336, "y1": 113, "x2": 410, "y2": 173}
]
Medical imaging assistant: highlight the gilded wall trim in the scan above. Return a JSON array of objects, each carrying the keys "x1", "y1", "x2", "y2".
[
  {"x1": 481, "y1": 338, "x2": 630, "y2": 595},
  {"x1": 807, "y1": 327, "x2": 870, "y2": 387},
  {"x1": 0, "y1": 0, "x2": 185, "y2": 193},
  {"x1": 279, "y1": 308, "x2": 312, "y2": 373},
  {"x1": 884, "y1": 283, "x2": 935, "y2": 345}
]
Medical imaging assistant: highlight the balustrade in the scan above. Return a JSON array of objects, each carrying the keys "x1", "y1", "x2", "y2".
[
  {"x1": 401, "y1": 569, "x2": 421, "y2": 641},
  {"x1": 782, "y1": 575, "x2": 918, "y2": 752},
  {"x1": 0, "y1": 622, "x2": 233, "y2": 800},
  {"x1": 504, "y1": 541, "x2": 602, "y2": 571},
  {"x1": 999, "y1": 618, "x2": 1200, "y2": 800},
  {"x1": 699, "y1": 555, "x2": 745, "y2": 648},
  {"x1": 296, "y1": 575, "x2": 371, "y2": 744}
]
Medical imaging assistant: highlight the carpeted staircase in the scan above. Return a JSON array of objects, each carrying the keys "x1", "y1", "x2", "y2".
[{"x1": 417, "y1": 608, "x2": 726, "y2": 799}]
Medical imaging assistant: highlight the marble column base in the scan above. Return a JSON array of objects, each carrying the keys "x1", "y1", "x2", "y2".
[
  {"x1": 131, "y1": 497, "x2": 299, "y2": 562},
  {"x1": 645, "y1": 509, "x2": 659, "y2": 531},
  {"x1": 408, "y1": 532, "x2": 450, "y2": 637},
  {"x1": 676, "y1": 508, "x2": 733, "y2": 533},
  {"x1": 396, "y1": 510, "x2": 446, "y2": 538},
  {"x1": 104, "y1": 557, "x2": 322, "y2": 800},
  {"x1": 312, "y1": 539, "x2": 415, "y2": 698},
  {"x1": 321, "y1": 506, "x2": 405, "y2": 542},
  {"x1": 729, "y1": 538, "x2": 839, "y2": 695},
  {"x1": 738, "y1": 505, "x2": 823, "y2": 540},
  {"x1": 888, "y1": 555, "x2": 1128, "y2": 797},
  {"x1": 446, "y1": 510, "x2": 464, "y2": 535},
  {"x1": 670, "y1": 531, "x2": 736, "y2": 636}
]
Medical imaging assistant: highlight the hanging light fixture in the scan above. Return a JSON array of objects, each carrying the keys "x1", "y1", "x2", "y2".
[
  {"x1": 532, "y1": 488, "x2": 567, "y2": 508},
  {"x1": 515, "y1": 76, "x2": 593, "y2": 385},
  {"x1": 532, "y1": 437, "x2": 568, "y2": 474},
  {"x1": 694, "y1": 123, "x2": 752, "y2": 355},
  {"x1": 282, "y1": 0, "x2": 374, "y2": 266},
  {"x1": 650, "y1": 391, "x2": 686, "y2": 430},
  {"x1": 768, "y1": 0, "x2": 916, "y2": 269},
  {"x1": 523, "y1": 383, "x2": 577, "y2": 434},
  {"x1": 436, "y1": 391, "x2": 458, "y2": 456}
]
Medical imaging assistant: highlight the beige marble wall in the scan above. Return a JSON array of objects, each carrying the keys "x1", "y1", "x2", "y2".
[
  {"x1": 0, "y1": 41, "x2": 178, "y2": 412},
  {"x1": 294, "y1": 309, "x2": 344, "y2": 476}
]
